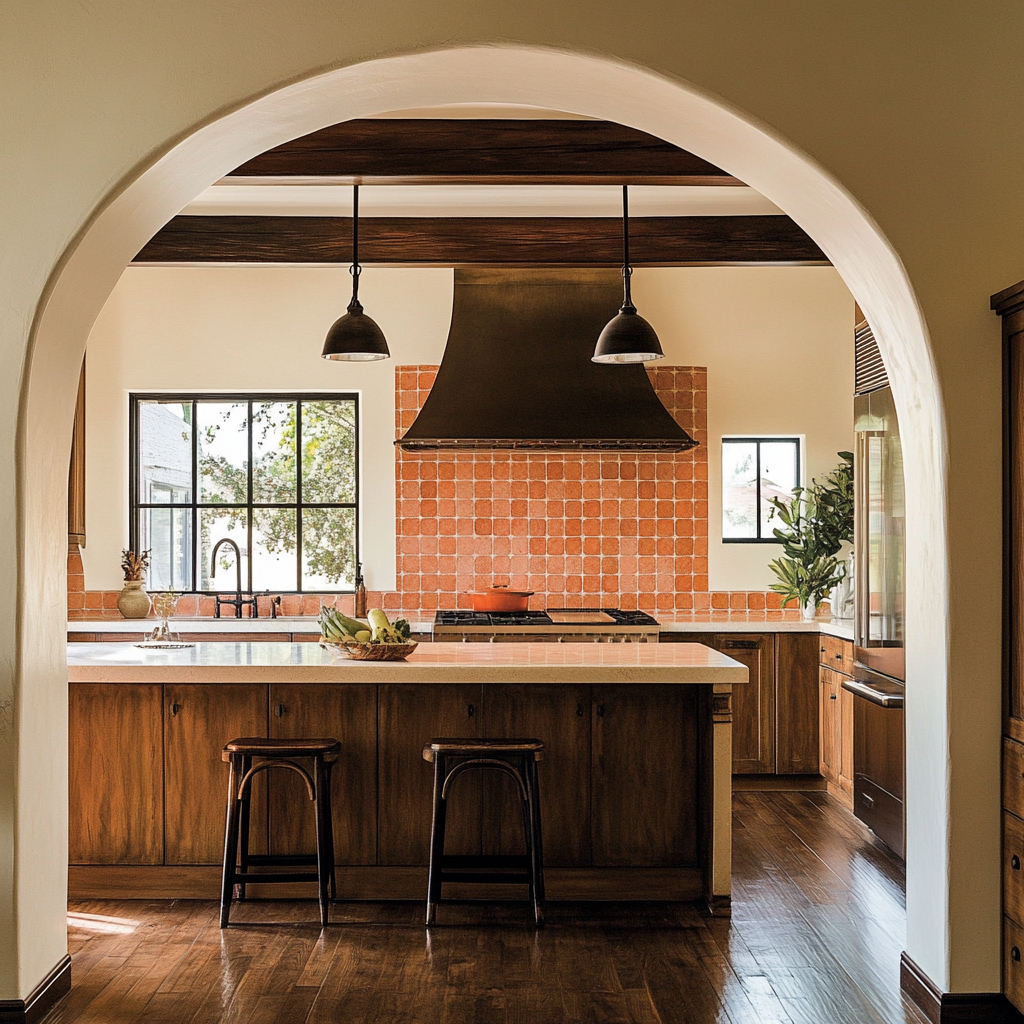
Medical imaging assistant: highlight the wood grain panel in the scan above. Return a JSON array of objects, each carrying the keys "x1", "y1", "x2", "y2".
[
  {"x1": 268, "y1": 684, "x2": 377, "y2": 865},
  {"x1": 1008, "y1": 915, "x2": 1024, "y2": 1014},
  {"x1": 774, "y1": 633, "x2": 820, "y2": 774},
  {"x1": 820, "y1": 634, "x2": 854, "y2": 675},
  {"x1": 840, "y1": 685, "x2": 855, "y2": 796},
  {"x1": 68, "y1": 864, "x2": 702, "y2": 901},
  {"x1": 135, "y1": 215, "x2": 828, "y2": 266},
  {"x1": 715, "y1": 634, "x2": 774, "y2": 774},
  {"x1": 819, "y1": 668, "x2": 840, "y2": 784},
  {"x1": 1006, "y1": 738, "x2": 1024, "y2": 820},
  {"x1": 1009, "y1": 324, "x2": 1024, "y2": 727},
  {"x1": 591, "y1": 685, "x2": 698, "y2": 867},
  {"x1": 481, "y1": 684, "x2": 591, "y2": 867},
  {"x1": 164, "y1": 684, "x2": 267, "y2": 864},
  {"x1": 377, "y1": 684, "x2": 482, "y2": 865},
  {"x1": 227, "y1": 119, "x2": 737, "y2": 183},
  {"x1": 69, "y1": 683, "x2": 163, "y2": 864},
  {"x1": 1005, "y1": 811, "x2": 1024, "y2": 928}
]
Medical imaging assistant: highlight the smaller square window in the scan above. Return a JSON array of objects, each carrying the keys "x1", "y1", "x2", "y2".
[{"x1": 722, "y1": 437, "x2": 801, "y2": 542}]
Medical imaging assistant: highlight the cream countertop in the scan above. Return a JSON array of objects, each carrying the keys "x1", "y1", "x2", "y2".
[
  {"x1": 67, "y1": 616, "x2": 855, "y2": 640},
  {"x1": 67, "y1": 640, "x2": 748, "y2": 685}
]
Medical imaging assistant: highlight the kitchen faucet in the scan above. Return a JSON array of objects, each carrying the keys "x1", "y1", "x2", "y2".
[{"x1": 210, "y1": 538, "x2": 257, "y2": 618}]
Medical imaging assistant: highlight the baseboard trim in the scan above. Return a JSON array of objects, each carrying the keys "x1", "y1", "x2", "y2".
[
  {"x1": 70, "y1": 864, "x2": 704, "y2": 902},
  {"x1": 0, "y1": 955, "x2": 71, "y2": 1024},
  {"x1": 732, "y1": 774, "x2": 827, "y2": 792},
  {"x1": 901, "y1": 952, "x2": 1024, "y2": 1023}
]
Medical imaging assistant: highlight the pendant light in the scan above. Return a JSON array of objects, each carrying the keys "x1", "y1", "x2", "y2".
[
  {"x1": 592, "y1": 185, "x2": 664, "y2": 364},
  {"x1": 322, "y1": 184, "x2": 390, "y2": 361}
]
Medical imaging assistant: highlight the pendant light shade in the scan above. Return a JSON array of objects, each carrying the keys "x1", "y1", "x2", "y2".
[
  {"x1": 322, "y1": 185, "x2": 390, "y2": 361},
  {"x1": 592, "y1": 185, "x2": 664, "y2": 364}
]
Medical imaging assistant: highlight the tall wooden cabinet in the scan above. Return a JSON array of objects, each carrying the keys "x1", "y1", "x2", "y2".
[
  {"x1": 994, "y1": 280, "x2": 1024, "y2": 1011},
  {"x1": 817, "y1": 635, "x2": 854, "y2": 806}
]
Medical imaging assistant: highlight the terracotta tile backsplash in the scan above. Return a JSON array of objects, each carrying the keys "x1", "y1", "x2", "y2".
[{"x1": 69, "y1": 364, "x2": 798, "y2": 622}]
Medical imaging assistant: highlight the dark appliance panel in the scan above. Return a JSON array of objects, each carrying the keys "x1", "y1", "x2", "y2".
[{"x1": 844, "y1": 675, "x2": 905, "y2": 858}]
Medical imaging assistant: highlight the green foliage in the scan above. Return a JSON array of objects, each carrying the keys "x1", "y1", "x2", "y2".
[
  {"x1": 199, "y1": 401, "x2": 356, "y2": 587},
  {"x1": 766, "y1": 452, "x2": 854, "y2": 609}
]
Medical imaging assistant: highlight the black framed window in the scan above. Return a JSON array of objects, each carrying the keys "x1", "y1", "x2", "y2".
[
  {"x1": 722, "y1": 436, "x2": 801, "y2": 542},
  {"x1": 130, "y1": 393, "x2": 359, "y2": 593}
]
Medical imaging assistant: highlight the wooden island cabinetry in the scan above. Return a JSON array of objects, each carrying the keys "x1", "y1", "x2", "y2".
[{"x1": 67, "y1": 642, "x2": 742, "y2": 906}]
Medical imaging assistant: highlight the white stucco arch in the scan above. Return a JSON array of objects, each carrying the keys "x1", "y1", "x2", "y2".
[{"x1": 20, "y1": 46, "x2": 952, "y2": 995}]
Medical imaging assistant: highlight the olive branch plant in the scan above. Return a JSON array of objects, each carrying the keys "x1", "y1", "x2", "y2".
[{"x1": 765, "y1": 452, "x2": 854, "y2": 611}]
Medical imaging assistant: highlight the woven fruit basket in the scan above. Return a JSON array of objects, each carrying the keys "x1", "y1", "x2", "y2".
[{"x1": 320, "y1": 638, "x2": 418, "y2": 661}]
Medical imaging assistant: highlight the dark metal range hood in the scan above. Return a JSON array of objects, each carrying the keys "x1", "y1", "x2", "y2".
[{"x1": 396, "y1": 268, "x2": 698, "y2": 451}]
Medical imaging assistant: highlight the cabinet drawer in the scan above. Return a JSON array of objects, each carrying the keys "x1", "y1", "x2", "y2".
[
  {"x1": 1007, "y1": 915, "x2": 1024, "y2": 1013},
  {"x1": 1005, "y1": 811, "x2": 1024, "y2": 926},
  {"x1": 1005, "y1": 738, "x2": 1024, "y2": 819},
  {"x1": 820, "y1": 634, "x2": 853, "y2": 675}
]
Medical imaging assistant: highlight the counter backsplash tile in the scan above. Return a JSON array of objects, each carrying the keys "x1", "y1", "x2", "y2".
[{"x1": 67, "y1": 364, "x2": 798, "y2": 622}]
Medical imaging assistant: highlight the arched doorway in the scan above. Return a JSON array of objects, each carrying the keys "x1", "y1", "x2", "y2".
[{"x1": 20, "y1": 45, "x2": 955, "y2": 998}]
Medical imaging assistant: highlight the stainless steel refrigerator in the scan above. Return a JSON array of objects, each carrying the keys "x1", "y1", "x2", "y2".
[{"x1": 845, "y1": 383, "x2": 906, "y2": 857}]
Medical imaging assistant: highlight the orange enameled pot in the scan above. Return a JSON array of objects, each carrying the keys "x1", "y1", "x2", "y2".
[{"x1": 467, "y1": 585, "x2": 534, "y2": 613}]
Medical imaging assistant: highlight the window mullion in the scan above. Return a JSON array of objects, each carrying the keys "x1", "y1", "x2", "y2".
[{"x1": 296, "y1": 399, "x2": 303, "y2": 594}]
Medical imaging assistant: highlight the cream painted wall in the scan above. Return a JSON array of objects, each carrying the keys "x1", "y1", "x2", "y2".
[
  {"x1": 83, "y1": 265, "x2": 852, "y2": 596},
  {"x1": 83, "y1": 266, "x2": 453, "y2": 593},
  {"x1": 3, "y1": 3, "x2": 1022, "y2": 1006},
  {"x1": 635, "y1": 267, "x2": 854, "y2": 591}
]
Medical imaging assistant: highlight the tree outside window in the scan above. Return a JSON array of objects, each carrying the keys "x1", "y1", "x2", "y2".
[{"x1": 131, "y1": 394, "x2": 358, "y2": 593}]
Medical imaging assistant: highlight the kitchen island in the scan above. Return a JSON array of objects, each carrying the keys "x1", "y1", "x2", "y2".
[{"x1": 68, "y1": 641, "x2": 745, "y2": 912}]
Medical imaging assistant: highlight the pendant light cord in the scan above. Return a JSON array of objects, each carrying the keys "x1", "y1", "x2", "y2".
[
  {"x1": 621, "y1": 184, "x2": 635, "y2": 312},
  {"x1": 349, "y1": 184, "x2": 362, "y2": 309}
]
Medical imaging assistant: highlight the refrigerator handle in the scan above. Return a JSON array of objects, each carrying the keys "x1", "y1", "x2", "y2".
[{"x1": 854, "y1": 429, "x2": 869, "y2": 649}]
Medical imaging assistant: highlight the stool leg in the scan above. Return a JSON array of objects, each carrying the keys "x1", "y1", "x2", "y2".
[
  {"x1": 425, "y1": 754, "x2": 448, "y2": 926},
  {"x1": 220, "y1": 754, "x2": 242, "y2": 928},
  {"x1": 524, "y1": 756, "x2": 545, "y2": 926},
  {"x1": 323, "y1": 761, "x2": 338, "y2": 901},
  {"x1": 237, "y1": 754, "x2": 253, "y2": 901},
  {"x1": 313, "y1": 756, "x2": 330, "y2": 927}
]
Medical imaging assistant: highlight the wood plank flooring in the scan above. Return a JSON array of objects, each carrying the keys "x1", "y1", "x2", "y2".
[{"x1": 52, "y1": 792, "x2": 928, "y2": 1024}]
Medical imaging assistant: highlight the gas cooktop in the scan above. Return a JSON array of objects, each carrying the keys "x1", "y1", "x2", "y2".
[{"x1": 433, "y1": 608, "x2": 659, "y2": 627}]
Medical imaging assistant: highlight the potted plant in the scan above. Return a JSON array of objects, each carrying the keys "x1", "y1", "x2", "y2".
[
  {"x1": 766, "y1": 452, "x2": 853, "y2": 619},
  {"x1": 117, "y1": 549, "x2": 152, "y2": 618}
]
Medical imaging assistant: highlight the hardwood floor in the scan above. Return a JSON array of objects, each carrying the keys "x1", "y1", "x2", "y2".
[{"x1": 52, "y1": 792, "x2": 926, "y2": 1024}]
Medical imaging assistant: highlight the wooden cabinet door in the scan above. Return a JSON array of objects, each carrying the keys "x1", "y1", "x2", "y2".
[
  {"x1": 269, "y1": 685, "x2": 377, "y2": 866},
  {"x1": 378, "y1": 684, "x2": 482, "y2": 865},
  {"x1": 839, "y1": 684, "x2": 855, "y2": 794},
  {"x1": 775, "y1": 633, "x2": 820, "y2": 774},
  {"x1": 819, "y1": 669, "x2": 839, "y2": 784},
  {"x1": 164, "y1": 684, "x2": 267, "y2": 865},
  {"x1": 482, "y1": 684, "x2": 591, "y2": 867},
  {"x1": 69, "y1": 683, "x2": 163, "y2": 864},
  {"x1": 713, "y1": 635, "x2": 774, "y2": 774},
  {"x1": 591, "y1": 685, "x2": 698, "y2": 868}
]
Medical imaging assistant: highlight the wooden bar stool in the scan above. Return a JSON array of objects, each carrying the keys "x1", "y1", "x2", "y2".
[
  {"x1": 220, "y1": 737, "x2": 340, "y2": 927},
  {"x1": 422, "y1": 737, "x2": 545, "y2": 926}
]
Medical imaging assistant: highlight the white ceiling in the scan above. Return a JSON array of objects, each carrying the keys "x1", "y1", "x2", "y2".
[{"x1": 182, "y1": 184, "x2": 780, "y2": 218}]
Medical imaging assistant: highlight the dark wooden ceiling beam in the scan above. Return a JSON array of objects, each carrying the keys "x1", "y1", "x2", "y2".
[
  {"x1": 224, "y1": 119, "x2": 743, "y2": 186},
  {"x1": 134, "y1": 215, "x2": 828, "y2": 266}
]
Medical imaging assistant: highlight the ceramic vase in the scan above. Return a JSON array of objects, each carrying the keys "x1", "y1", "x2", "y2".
[
  {"x1": 117, "y1": 580, "x2": 151, "y2": 619},
  {"x1": 800, "y1": 598, "x2": 818, "y2": 622}
]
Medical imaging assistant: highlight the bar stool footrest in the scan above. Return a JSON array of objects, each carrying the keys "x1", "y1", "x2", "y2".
[
  {"x1": 440, "y1": 854, "x2": 530, "y2": 870},
  {"x1": 231, "y1": 871, "x2": 321, "y2": 884},
  {"x1": 440, "y1": 872, "x2": 531, "y2": 885},
  {"x1": 244, "y1": 854, "x2": 318, "y2": 866}
]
